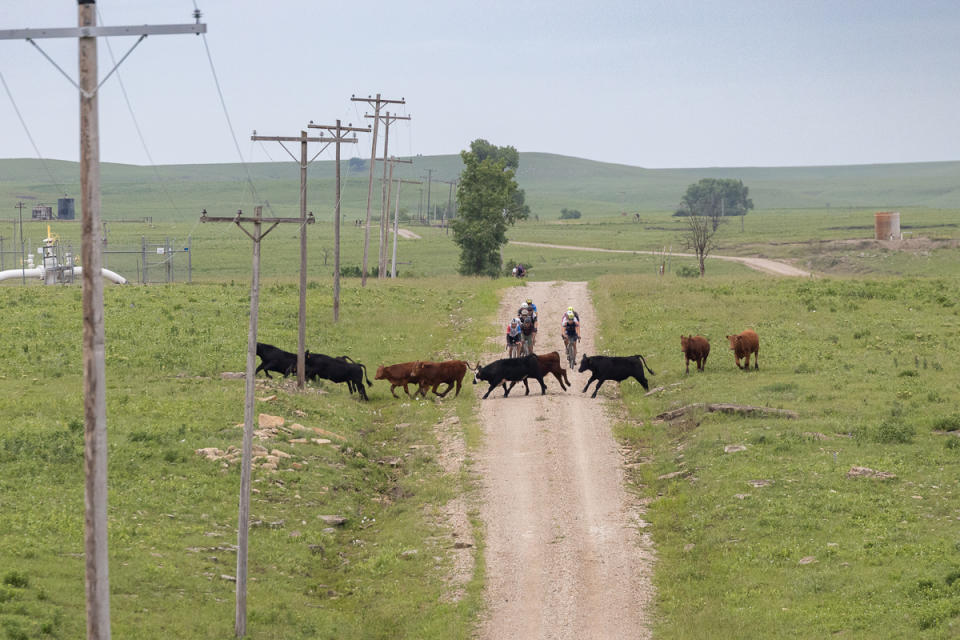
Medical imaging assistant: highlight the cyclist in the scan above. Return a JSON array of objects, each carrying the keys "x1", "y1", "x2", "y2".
[
  {"x1": 505, "y1": 317, "x2": 522, "y2": 357},
  {"x1": 521, "y1": 298, "x2": 539, "y2": 347},
  {"x1": 561, "y1": 309, "x2": 580, "y2": 367},
  {"x1": 563, "y1": 306, "x2": 580, "y2": 322},
  {"x1": 519, "y1": 309, "x2": 536, "y2": 355}
]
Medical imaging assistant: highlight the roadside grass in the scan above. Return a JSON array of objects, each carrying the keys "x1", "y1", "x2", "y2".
[
  {"x1": 592, "y1": 273, "x2": 960, "y2": 638},
  {"x1": 0, "y1": 276, "x2": 500, "y2": 639}
]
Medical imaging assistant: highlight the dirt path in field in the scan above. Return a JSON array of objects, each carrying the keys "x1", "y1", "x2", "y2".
[
  {"x1": 509, "y1": 240, "x2": 811, "y2": 277},
  {"x1": 395, "y1": 228, "x2": 421, "y2": 239},
  {"x1": 475, "y1": 281, "x2": 654, "y2": 640}
]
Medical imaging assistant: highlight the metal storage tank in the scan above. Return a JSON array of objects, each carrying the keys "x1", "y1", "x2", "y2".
[
  {"x1": 58, "y1": 198, "x2": 75, "y2": 220},
  {"x1": 875, "y1": 211, "x2": 901, "y2": 240}
]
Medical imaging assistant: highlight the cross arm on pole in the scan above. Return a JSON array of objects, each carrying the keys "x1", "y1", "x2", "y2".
[{"x1": 0, "y1": 24, "x2": 206, "y2": 40}]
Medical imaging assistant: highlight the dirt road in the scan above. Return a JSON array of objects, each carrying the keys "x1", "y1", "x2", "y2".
[
  {"x1": 509, "y1": 240, "x2": 811, "y2": 277},
  {"x1": 476, "y1": 281, "x2": 654, "y2": 640}
]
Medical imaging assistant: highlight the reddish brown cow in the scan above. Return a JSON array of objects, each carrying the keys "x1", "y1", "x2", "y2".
[
  {"x1": 412, "y1": 360, "x2": 468, "y2": 398},
  {"x1": 374, "y1": 361, "x2": 421, "y2": 398},
  {"x1": 503, "y1": 351, "x2": 571, "y2": 394},
  {"x1": 725, "y1": 329, "x2": 759, "y2": 370},
  {"x1": 680, "y1": 335, "x2": 710, "y2": 374}
]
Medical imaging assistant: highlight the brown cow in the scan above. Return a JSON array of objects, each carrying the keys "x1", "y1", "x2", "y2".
[
  {"x1": 374, "y1": 361, "x2": 421, "y2": 398},
  {"x1": 725, "y1": 329, "x2": 759, "y2": 370},
  {"x1": 503, "y1": 351, "x2": 570, "y2": 394},
  {"x1": 412, "y1": 360, "x2": 468, "y2": 398},
  {"x1": 680, "y1": 335, "x2": 710, "y2": 374}
]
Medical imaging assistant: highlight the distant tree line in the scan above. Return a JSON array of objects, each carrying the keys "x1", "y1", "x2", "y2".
[{"x1": 559, "y1": 208, "x2": 582, "y2": 220}]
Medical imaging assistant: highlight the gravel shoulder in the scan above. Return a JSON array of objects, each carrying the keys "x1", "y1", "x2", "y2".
[{"x1": 475, "y1": 280, "x2": 654, "y2": 640}]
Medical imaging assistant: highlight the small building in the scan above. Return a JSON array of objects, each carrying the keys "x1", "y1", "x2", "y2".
[
  {"x1": 31, "y1": 205, "x2": 54, "y2": 220},
  {"x1": 874, "y1": 211, "x2": 901, "y2": 241},
  {"x1": 57, "y1": 198, "x2": 75, "y2": 220}
]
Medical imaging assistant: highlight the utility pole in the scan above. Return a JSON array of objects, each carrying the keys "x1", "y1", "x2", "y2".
[
  {"x1": 351, "y1": 93, "x2": 404, "y2": 286},
  {"x1": 445, "y1": 179, "x2": 455, "y2": 234},
  {"x1": 425, "y1": 168, "x2": 434, "y2": 225},
  {"x1": 201, "y1": 207, "x2": 310, "y2": 638},
  {"x1": 307, "y1": 120, "x2": 366, "y2": 323},
  {"x1": 383, "y1": 156, "x2": 413, "y2": 276},
  {"x1": 364, "y1": 110, "x2": 411, "y2": 278},
  {"x1": 0, "y1": 7, "x2": 205, "y2": 639},
  {"x1": 391, "y1": 177, "x2": 421, "y2": 278},
  {"x1": 249, "y1": 130, "x2": 335, "y2": 387}
]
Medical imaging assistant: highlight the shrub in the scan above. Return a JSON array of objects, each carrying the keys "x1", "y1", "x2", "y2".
[
  {"x1": 875, "y1": 417, "x2": 915, "y2": 444},
  {"x1": 676, "y1": 265, "x2": 699, "y2": 278},
  {"x1": 2, "y1": 571, "x2": 28, "y2": 589},
  {"x1": 559, "y1": 208, "x2": 582, "y2": 220},
  {"x1": 932, "y1": 414, "x2": 960, "y2": 432}
]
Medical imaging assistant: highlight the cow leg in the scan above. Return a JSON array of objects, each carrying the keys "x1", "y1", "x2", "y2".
[
  {"x1": 504, "y1": 380, "x2": 520, "y2": 397},
  {"x1": 552, "y1": 372, "x2": 567, "y2": 391},
  {"x1": 453, "y1": 379, "x2": 462, "y2": 397},
  {"x1": 483, "y1": 379, "x2": 502, "y2": 399},
  {"x1": 357, "y1": 382, "x2": 369, "y2": 401},
  {"x1": 257, "y1": 363, "x2": 272, "y2": 378},
  {"x1": 582, "y1": 375, "x2": 598, "y2": 394},
  {"x1": 389, "y1": 384, "x2": 400, "y2": 399},
  {"x1": 562, "y1": 370, "x2": 571, "y2": 388},
  {"x1": 590, "y1": 379, "x2": 606, "y2": 398},
  {"x1": 754, "y1": 351, "x2": 759, "y2": 370},
  {"x1": 435, "y1": 382, "x2": 453, "y2": 398},
  {"x1": 633, "y1": 374, "x2": 649, "y2": 391},
  {"x1": 402, "y1": 383, "x2": 413, "y2": 397},
  {"x1": 522, "y1": 378, "x2": 530, "y2": 395},
  {"x1": 537, "y1": 376, "x2": 547, "y2": 395}
]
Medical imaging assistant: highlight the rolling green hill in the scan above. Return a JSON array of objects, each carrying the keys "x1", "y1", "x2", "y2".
[{"x1": 2, "y1": 154, "x2": 959, "y2": 223}]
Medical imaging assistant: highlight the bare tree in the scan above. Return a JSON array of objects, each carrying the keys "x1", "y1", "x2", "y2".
[{"x1": 679, "y1": 203, "x2": 718, "y2": 276}]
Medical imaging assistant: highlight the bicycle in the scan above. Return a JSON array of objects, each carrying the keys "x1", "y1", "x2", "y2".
[
  {"x1": 521, "y1": 333, "x2": 534, "y2": 357},
  {"x1": 507, "y1": 339, "x2": 522, "y2": 359},
  {"x1": 564, "y1": 336, "x2": 578, "y2": 369}
]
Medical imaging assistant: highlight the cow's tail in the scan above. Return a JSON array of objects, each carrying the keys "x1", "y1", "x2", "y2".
[
  {"x1": 359, "y1": 363, "x2": 373, "y2": 387},
  {"x1": 634, "y1": 354, "x2": 655, "y2": 376}
]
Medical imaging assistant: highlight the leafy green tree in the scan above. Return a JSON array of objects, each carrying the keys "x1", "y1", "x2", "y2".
[
  {"x1": 451, "y1": 140, "x2": 529, "y2": 276},
  {"x1": 560, "y1": 208, "x2": 582, "y2": 220},
  {"x1": 674, "y1": 178, "x2": 754, "y2": 231}
]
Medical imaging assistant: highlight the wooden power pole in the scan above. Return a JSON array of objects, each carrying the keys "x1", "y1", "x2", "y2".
[
  {"x1": 249, "y1": 130, "x2": 334, "y2": 387},
  {"x1": 201, "y1": 207, "x2": 311, "y2": 638},
  {"x1": 307, "y1": 120, "x2": 366, "y2": 322},
  {"x1": 364, "y1": 111, "x2": 411, "y2": 278},
  {"x1": 350, "y1": 94, "x2": 404, "y2": 286},
  {"x1": 0, "y1": 6, "x2": 205, "y2": 639}
]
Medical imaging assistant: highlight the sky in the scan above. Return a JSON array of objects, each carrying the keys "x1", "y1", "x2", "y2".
[{"x1": 1, "y1": 0, "x2": 959, "y2": 169}]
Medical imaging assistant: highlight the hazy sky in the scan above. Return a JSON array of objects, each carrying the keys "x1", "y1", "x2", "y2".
[{"x1": 1, "y1": 0, "x2": 958, "y2": 169}]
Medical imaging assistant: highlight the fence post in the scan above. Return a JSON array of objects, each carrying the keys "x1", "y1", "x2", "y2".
[
  {"x1": 1, "y1": 235, "x2": 4, "y2": 271},
  {"x1": 141, "y1": 236, "x2": 147, "y2": 285},
  {"x1": 187, "y1": 236, "x2": 192, "y2": 283},
  {"x1": 166, "y1": 237, "x2": 172, "y2": 283}
]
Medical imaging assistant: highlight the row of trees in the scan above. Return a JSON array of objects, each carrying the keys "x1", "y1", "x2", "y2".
[{"x1": 449, "y1": 140, "x2": 754, "y2": 278}]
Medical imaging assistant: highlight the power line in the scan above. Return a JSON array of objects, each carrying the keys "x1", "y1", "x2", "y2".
[{"x1": 0, "y1": 70, "x2": 67, "y2": 193}]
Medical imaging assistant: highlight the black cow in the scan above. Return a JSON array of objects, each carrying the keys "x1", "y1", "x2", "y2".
[
  {"x1": 255, "y1": 342, "x2": 297, "y2": 378},
  {"x1": 472, "y1": 354, "x2": 546, "y2": 399},
  {"x1": 304, "y1": 352, "x2": 372, "y2": 400},
  {"x1": 578, "y1": 354, "x2": 655, "y2": 398}
]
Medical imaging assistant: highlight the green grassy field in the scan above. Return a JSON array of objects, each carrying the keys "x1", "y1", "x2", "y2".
[
  {"x1": 0, "y1": 278, "x2": 501, "y2": 639},
  {"x1": 3, "y1": 154, "x2": 960, "y2": 638},
  {"x1": 592, "y1": 274, "x2": 960, "y2": 638}
]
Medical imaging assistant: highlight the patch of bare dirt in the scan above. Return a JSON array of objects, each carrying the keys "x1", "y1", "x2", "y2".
[{"x1": 475, "y1": 281, "x2": 654, "y2": 640}]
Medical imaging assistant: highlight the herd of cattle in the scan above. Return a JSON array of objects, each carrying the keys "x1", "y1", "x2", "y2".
[{"x1": 254, "y1": 329, "x2": 759, "y2": 401}]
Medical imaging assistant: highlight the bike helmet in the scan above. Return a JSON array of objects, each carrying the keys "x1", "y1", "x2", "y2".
[
  {"x1": 567, "y1": 306, "x2": 574, "y2": 312},
  {"x1": 526, "y1": 298, "x2": 533, "y2": 304},
  {"x1": 521, "y1": 309, "x2": 529, "y2": 316},
  {"x1": 511, "y1": 318, "x2": 519, "y2": 326},
  {"x1": 566, "y1": 310, "x2": 575, "y2": 319},
  {"x1": 521, "y1": 302, "x2": 528, "y2": 310}
]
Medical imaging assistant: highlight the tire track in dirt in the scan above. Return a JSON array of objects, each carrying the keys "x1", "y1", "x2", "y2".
[{"x1": 475, "y1": 281, "x2": 654, "y2": 640}]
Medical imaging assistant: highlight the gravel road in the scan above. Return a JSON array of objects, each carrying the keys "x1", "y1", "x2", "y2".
[{"x1": 475, "y1": 280, "x2": 654, "y2": 640}]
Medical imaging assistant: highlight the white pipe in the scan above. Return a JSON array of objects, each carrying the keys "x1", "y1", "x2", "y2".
[
  {"x1": 73, "y1": 266, "x2": 129, "y2": 285},
  {"x1": 0, "y1": 266, "x2": 128, "y2": 285},
  {"x1": 0, "y1": 267, "x2": 44, "y2": 282}
]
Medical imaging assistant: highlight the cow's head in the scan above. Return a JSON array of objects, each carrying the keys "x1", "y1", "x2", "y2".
[
  {"x1": 680, "y1": 335, "x2": 689, "y2": 351},
  {"x1": 471, "y1": 361, "x2": 483, "y2": 384},
  {"x1": 578, "y1": 355, "x2": 591, "y2": 373},
  {"x1": 726, "y1": 334, "x2": 739, "y2": 350},
  {"x1": 374, "y1": 365, "x2": 386, "y2": 380}
]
